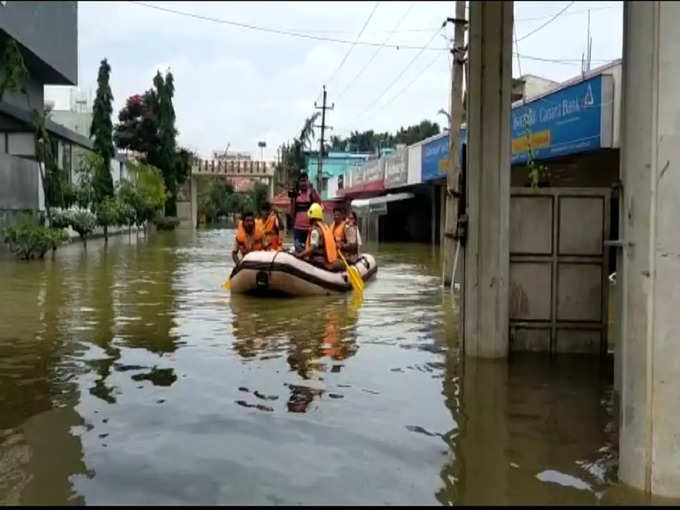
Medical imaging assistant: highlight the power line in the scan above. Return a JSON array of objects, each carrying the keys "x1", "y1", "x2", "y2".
[
  {"x1": 515, "y1": 4, "x2": 617, "y2": 23},
  {"x1": 128, "y1": 1, "x2": 448, "y2": 52},
  {"x1": 327, "y1": 2, "x2": 380, "y2": 87},
  {"x1": 516, "y1": 53, "x2": 617, "y2": 65},
  {"x1": 337, "y1": 3, "x2": 414, "y2": 100},
  {"x1": 516, "y1": 1, "x2": 575, "y2": 43},
  {"x1": 377, "y1": 44, "x2": 446, "y2": 112},
  {"x1": 355, "y1": 26, "x2": 444, "y2": 122}
]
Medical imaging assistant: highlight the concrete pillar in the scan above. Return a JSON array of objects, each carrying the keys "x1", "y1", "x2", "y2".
[
  {"x1": 618, "y1": 1, "x2": 680, "y2": 498},
  {"x1": 463, "y1": 1, "x2": 512, "y2": 358}
]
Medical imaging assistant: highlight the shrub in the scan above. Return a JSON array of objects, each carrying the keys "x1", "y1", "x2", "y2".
[
  {"x1": 1, "y1": 214, "x2": 67, "y2": 260},
  {"x1": 49, "y1": 208, "x2": 71, "y2": 229},
  {"x1": 68, "y1": 209, "x2": 97, "y2": 245},
  {"x1": 96, "y1": 197, "x2": 120, "y2": 242},
  {"x1": 153, "y1": 215, "x2": 180, "y2": 231},
  {"x1": 116, "y1": 201, "x2": 136, "y2": 233}
]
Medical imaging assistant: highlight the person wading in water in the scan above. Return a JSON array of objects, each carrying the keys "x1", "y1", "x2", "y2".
[{"x1": 287, "y1": 172, "x2": 322, "y2": 252}]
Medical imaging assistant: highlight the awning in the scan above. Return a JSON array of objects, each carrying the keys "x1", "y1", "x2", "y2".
[{"x1": 350, "y1": 192, "x2": 414, "y2": 215}]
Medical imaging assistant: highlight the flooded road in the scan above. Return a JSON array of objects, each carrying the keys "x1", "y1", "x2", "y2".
[{"x1": 0, "y1": 228, "x2": 670, "y2": 504}]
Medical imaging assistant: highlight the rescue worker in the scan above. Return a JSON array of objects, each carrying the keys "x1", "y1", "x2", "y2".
[
  {"x1": 261, "y1": 202, "x2": 283, "y2": 251},
  {"x1": 287, "y1": 172, "x2": 322, "y2": 252},
  {"x1": 343, "y1": 210, "x2": 361, "y2": 264},
  {"x1": 330, "y1": 207, "x2": 359, "y2": 263},
  {"x1": 232, "y1": 211, "x2": 264, "y2": 265},
  {"x1": 295, "y1": 203, "x2": 343, "y2": 271}
]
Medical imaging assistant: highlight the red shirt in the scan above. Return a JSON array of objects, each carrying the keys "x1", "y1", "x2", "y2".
[{"x1": 288, "y1": 187, "x2": 322, "y2": 231}]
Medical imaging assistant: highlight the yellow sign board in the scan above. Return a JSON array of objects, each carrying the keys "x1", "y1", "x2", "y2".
[{"x1": 511, "y1": 129, "x2": 551, "y2": 155}]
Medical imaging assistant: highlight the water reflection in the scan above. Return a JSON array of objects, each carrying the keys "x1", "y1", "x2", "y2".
[{"x1": 230, "y1": 293, "x2": 361, "y2": 413}]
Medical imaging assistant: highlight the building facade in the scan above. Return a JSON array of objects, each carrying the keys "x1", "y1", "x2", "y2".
[{"x1": 0, "y1": 1, "x2": 95, "y2": 223}]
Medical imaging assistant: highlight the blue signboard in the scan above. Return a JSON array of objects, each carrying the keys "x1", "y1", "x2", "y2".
[
  {"x1": 511, "y1": 75, "x2": 610, "y2": 165},
  {"x1": 421, "y1": 129, "x2": 467, "y2": 182}
]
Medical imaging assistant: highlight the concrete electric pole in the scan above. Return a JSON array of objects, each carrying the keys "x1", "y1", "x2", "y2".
[
  {"x1": 442, "y1": 1, "x2": 468, "y2": 287},
  {"x1": 314, "y1": 85, "x2": 334, "y2": 194}
]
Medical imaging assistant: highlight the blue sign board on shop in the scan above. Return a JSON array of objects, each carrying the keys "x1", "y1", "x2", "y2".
[
  {"x1": 421, "y1": 128, "x2": 467, "y2": 182},
  {"x1": 511, "y1": 74, "x2": 613, "y2": 165}
]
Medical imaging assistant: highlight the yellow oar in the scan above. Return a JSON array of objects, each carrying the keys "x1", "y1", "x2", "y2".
[
  {"x1": 338, "y1": 251, "x2": 364, "y2": 293},
  {"x1": 223, "y1": 277, "x2": 231, "y2": 290}
]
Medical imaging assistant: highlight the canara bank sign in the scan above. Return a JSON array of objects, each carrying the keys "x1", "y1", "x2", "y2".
[{"x1": 511, "y1": 74, "x2": 614, "y2": 164}]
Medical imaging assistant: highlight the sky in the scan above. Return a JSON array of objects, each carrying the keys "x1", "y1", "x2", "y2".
[{"x1": 45, "y1": 1, "x2": 623, "y2": 160}]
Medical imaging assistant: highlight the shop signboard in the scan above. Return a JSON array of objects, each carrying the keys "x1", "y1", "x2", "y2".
[
  {"x1": 421, "y1": 129, "x2": 467, "y2": 182},
  {"x1": 511, "y1": 74, "x2": 613, "y2": 164},
  {"x1": 364, "y1": 158, "x2": 384, "y2": 183},
  {"x1": 351, "y1": 165, "x2": 365, "y2": 187},
  {"x1": 384, "y1": 148, "x2": 408, "y2": 188}
]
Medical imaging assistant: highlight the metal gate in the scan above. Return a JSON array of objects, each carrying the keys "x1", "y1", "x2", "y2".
[{"x1": 509, "y1": 187, "x2": 610, "y2": 355}]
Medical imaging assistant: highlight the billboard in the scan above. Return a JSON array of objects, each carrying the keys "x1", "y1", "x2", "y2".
[
  {"x1": 384, "y1": 148, "x2": 408, "y2": 188},
  {"x1": 511, "y1": 74, "x2": 613, "y2": 164},
  {"x1": 421, "y1": 129, "x2": 467, "y2": 182}
]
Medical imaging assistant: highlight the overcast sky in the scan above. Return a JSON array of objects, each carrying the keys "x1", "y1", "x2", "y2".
[{"x1": 45, "y1": 1, "x2": 623, "y2": 160}]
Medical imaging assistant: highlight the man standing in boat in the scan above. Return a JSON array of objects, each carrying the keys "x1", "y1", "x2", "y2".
[
  {"x1": 232, "y1": 211, "x2": 264, "y2": 265},
  {"x1": 295, "y1": 203, "x2": 343, "y2": 272},
  {"x1": 288, "y1": 172, "x2": 322, "y2": 252}
]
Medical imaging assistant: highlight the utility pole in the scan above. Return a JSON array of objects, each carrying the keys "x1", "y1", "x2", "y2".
[
  {"x1": 314, "y1": 85, "x2": 334, "y2": 194},
  {"x1": 442, "y1": 1, "x2": 467, "y2": 287}
]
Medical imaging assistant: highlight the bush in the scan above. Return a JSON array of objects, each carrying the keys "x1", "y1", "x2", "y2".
[
  {"x1": 49, "y1": 208, "x2": 71, "y2": 229},
  {"x1": 68, "y1": 209, "x2": 97, "y2": 244},
  {"x1": 116, "y1": 201, "x2": 136, "y2": 232},
  {"x1": 153, "y1": 215, "x2": 180, "y2": 231},
  {"x1": 1, "y1": 214, "x2": 67, "y2": 260},
  {"x1": 96, "y1": 197, "x2": 120, "y2": 241}
]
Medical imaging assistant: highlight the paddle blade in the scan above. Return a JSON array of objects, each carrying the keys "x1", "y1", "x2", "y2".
[
  {"x1": 349, "y1": 267, "x2": 364, "y2": 292},
  {"x1": 223, "y1": 277, "x2": 231, "y2": 290}
]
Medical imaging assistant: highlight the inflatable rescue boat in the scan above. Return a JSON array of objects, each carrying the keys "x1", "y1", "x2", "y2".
[{"x1": 229, "y1": 251, "x2": 377, "y2": 296}]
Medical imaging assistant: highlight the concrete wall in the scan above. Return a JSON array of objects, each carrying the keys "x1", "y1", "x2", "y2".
[
  {"x1": 0, "y1": 1, "x2": 77, "y2": 85},
  {"x1": 49, "y1": 110, "x2": 92, "y2": 138},
  {"x1": 0, "y1": 152, "x2": 40, "y2": 210},
  {"x1": 7, "y1": 132, "x2": 35, "y2": 157}
]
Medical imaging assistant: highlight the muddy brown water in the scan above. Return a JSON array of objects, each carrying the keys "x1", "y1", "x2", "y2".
[{"x1": 0, "y1": 228, "x2": 674, "y2": 504}]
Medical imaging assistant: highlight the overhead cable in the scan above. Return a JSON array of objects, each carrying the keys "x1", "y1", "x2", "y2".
[
  {"x1": 337, "y1": 3, "x2": 414, "y2": 100},
  {"x1": 326, "y1": 2, "x2": 380, "y2": 87},
  {"x1": 128, "y1": 1, "x2": 448, "y2": 52},
  {"x1": 516, "y1": 1, "x2": 575, "y2": 42},
  {"x1": 355, "y1": 26, "x2": 444, "y2": 122}
]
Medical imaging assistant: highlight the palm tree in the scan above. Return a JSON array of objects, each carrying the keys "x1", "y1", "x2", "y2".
[{"x1": 298, "y1": 112, "x2": 320, "y2": 151}]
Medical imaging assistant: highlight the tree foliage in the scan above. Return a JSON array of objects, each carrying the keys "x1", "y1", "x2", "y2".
[
  {"x1": 114, "y1": 70, "x2": 184, "y2": 217},
  {"x1": 118, "y1": 162, "x2": 168, "y2": 228},
  {"x1": 90, "y1": 59, "x2": 115, "y2": 201},
  {"x1": 1, "y1": 213, "x2": 67, "y2": 260},
  {"x1": 0, "y1": 38, "x2": 29, "y2": 101},
  {"x1": 328, "y1": 120, "x2": 440, "y2": 153}
]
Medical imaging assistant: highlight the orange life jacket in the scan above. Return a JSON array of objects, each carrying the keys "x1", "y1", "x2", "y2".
[
  {"x1": 263, "y1": 212, "x2": 282, "y2": 251},
  {"x1": 332, "y1": 220, "x2": 346, "y2": 245},
  {"x1": 305, "y1": 222, "x2": 338, "y2": 263},
  {"x1": 236, "y1": 220, "x2": 264, "y2": 254}
]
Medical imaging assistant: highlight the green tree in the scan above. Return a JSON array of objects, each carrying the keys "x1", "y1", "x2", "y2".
[
  {"x1": 121, "y1": 161, "x2": 168, "y2": 233},
  {"x1": 90, "y1": 59, "x2": 115, "y2": 202},
  {"x1": 154, "y1": 70, "x2": 179, "y2": 216},
  {"x1": 114, "y1": 71, "x2": 184, "y2": 217},
  {"x1": 96, "y1": 196, "x2": 120, "y2": 243}
]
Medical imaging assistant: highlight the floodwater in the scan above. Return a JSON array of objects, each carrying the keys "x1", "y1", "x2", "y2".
[{"x1": 0, "y1": 228, "x2": 673, "y2": 505}]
